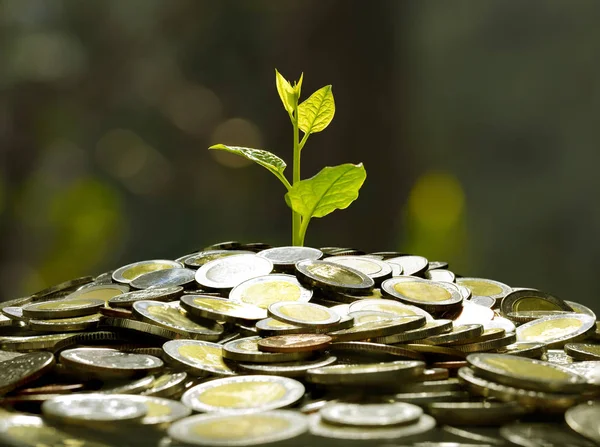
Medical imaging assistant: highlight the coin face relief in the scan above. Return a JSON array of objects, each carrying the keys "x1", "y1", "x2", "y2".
[
  {"x1": 130, "y1": 268, "x2": 196, "y2": 290},
  {"x1": 195, "y1": 254, "x2": 273, "y2": 290},
  {"x1": 229, "y1": 274, "x2": 313, "y2": 309},
  {"x1": 112, "y1": 260, "x2": 183, "y2": 284}
]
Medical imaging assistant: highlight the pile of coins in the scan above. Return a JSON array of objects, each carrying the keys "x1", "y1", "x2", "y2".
[{"x1": 0, "y1": 241, "x2": 599, "y2": 446}]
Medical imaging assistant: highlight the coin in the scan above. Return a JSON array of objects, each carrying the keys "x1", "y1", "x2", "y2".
[
  {"x1": 564, "y1": 343, "x2": 600, "y2": 361},
  {"x1": 565, "y1": 300, "x2": 597, "y2": 319},
  {"x1": 442, "y1": 426, "x2": 506, "y2": 446},
  {"x1": 28, "y1": 314, "x2": 102, "y2": 332},
  {"x1": 0, "y1": 352, "x2": 55, "y2": 396},
  {"x1": 308, "y1": 412, "x2": 436, "y2": 440},
  {"x1": 295, "y1": 259, "x2": 375, "y2": 293},
  {"x1": 381, "y1": 278, "x2": 463, "y2": 312},
  {"x1": 385, "y1": 255, "x2": 429, "y2": 277},
  {"x1": 112, "y1": 260, "x2": 183, "y2": 284},
  {"x1": 426, "y1": 401, "x2": 528, "y2": 426},
  {"x1": 181, "y1": 375, "x2": 305, "y2": 414},
  {"x1": 22, "y1": 298, "x2": 105, "y2": 319},
  {"x1": 565, "y1": 402, "x2": 600, "y2": 444},
  {"x1": 373, "y1": 319, "x2": 453, "y2": 344},
  {"x1": 256, "y1": 246, "x2": 323, "y2": 272},
  {"x1": 132, "y1": 300, "x2": 224, "y2": 341},
  {"x1": 320, "y1": 401, "x2": 423, "y2": 427},
  {"x1": 182, "y1": 250, "x2": 254, "y2": 268},
  {"x1": 130, "y1": 268, "x2": 196, "y2": 290},
  {"x1": 235, "y1": 354, "x2": 337, "y2": 378},
  {"x1": 162, "y1": 340, "x2": 235, "y2": 376},
  {"x1": 60, "y1": 347, "x2": 163, "y2": 378},
  {"x1": 168, "y1": 410, "x2": 308, "y2": 446},
  {"x1": 322, "y1": 288, "x2": 385, "y2": 304},
  {"x1": 222, "y1": 336, "x2": 312, "y2": 363},
  {"x1": 101, "y1": 316, "x2": 184, "y2": 339},
  {"x1": 348, "y1": 299, "x2": 434, "y2": 321},
  {"x1": 541, "y1": 348, "x2": 575, "y2": 365},
  {"x1": 494, "y1": 342, "x2": 546, "y2": 359},
  {"x1": 141, "y1": 371, "x2": 188, "y2": 397},
  {"x1": 228, "y1": 274, "x2": 312, "y2": 309},
  {"x1": 195, "y1": 254, "x2": 273, "y2": 290},
  {"x1": 398, "y1": 344, "x2": 467, "y2": 361},
  {"x1": 516, "y1": 313, "x2": 596, "y2": 347},
  {"x1": 456, "y1": 277, "x2": 511, "y2": 301},
  {"x1": 306, "y1": 360, "x2": 426, "y2": 386},
  {"x1": 258, "y1": 334, "x2": 332, "y2": 353},
  {"x1": 202, "y1": 241, "x2": 241, "y2": 250},
  {"x1": 0, "y1": 333, "x2": 77, "y2": 351},
  {"x1": 564, "y1": 361, "x2": 600, "y2": 386},
  {"x1": 501, "y1": 289, "x2": 573, "y2": 317},
  {"x1": 268, "y1": 301, "x2": 341, "y2": 328},
  {"x1": 421, "y1": 324, "x2": 484, "y2": 346},
  {"x1": 1, "y1": 306, "x2": 26, "y2": 322},
  {"x1": 180, "y1": 295, "x2": 266, "y2": 324},
  {"x1": 325, "y1": 256, "x2": 393, "y2": 285},
  {"x1": 42, "y1": 393, "x2": 148, "y2": 426},
  {"x1": 453, "y1": 333, "x2": 517, "y2": 353},
  {"x1": 466, "y1": 353, "x2": 588, "y2": 393},
  {"x1": 470, "y1": 295, "x2": 496, "y2": 308},
  {"x1": 329, "y1": 314, "x2": 425, "y2": 342},
  {"x1": 108, "y1": 287, "x2": 184, "y2": 308},
  {"x1": 424, "y1": 269, "x2": 456, "y2": 283},
  {"x1": 394, "y1": 377, "x2": 461, "y2": 393},
  {"x1": 500, "y1": 422, "x2": 597, "y2": 447},
  {"x1": 389, "y1": 390, "x2": 470, "y2": 404},
  {"x1": 446, "y1": 328, "x2": 505, "y2": 346}
]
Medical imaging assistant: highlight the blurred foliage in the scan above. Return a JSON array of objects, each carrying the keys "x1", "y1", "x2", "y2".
[{"x1": 1, "y1": 0, "x2": 599, "y2": 312}]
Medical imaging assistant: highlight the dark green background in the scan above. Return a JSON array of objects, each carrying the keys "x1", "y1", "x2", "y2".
[{"x1": 1, "y1": 0, "x2": 599, "y2": 312}]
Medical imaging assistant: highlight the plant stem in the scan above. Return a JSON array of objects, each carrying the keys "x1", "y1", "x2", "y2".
[
  {"x1": 297, "y1": 215, "x2": 310, "y2": 246},
  {"x1": 292, "y1": 104, "x2": 302, "y2": 246}
]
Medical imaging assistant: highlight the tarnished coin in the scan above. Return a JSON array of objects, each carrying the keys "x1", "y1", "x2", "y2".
[
  {"x1": 195, "y1": 254, "x2": 273, "y2": 290},
  {"x1": 295, "y1": 259, "x2": 375, "y2": 293},
  {"x1": 516, "y1": 313, "x2": 596, "y2": 347},
  {"x1": 306, "y1": 360, "x2": 426, "y2": 385},
  {"x1": 180, "y1": 295, "x2": 266, "y2": 325},
  {"x1": 222, "y1": 336, "x2": 312, "y2": 363},
  {"x1": 60, "y1": 347, "x2": 163, "y2": 379},
  {"x1": 162, "y1": 340, "x2": 235, "y2": 376},
  {"x1": 500, "y1": 422, "x2": 597, "y2": 447},
  {"x1": 182, "y1": 250, "x2": 255, "y2": 268},
  {"x1": 421, "y1": 324, "x2": 484, "y2": 346},
  {"x1": 386, "y1": 255, "x2": 429, "y2": 277},
  {"x1": 181, "y1": 375, "x2": 305, "y2": 414},
  {"x1": 381, "y1": 278, "x2": 463, "y2": 312},
  {"x1": 229, "y1": 274, "x2": 312, "y2": 309},
  {"x1": 28, "y1": 314, "x2": 102, "y2": 332},
  {"x1": 168, "y1": 411, "x2": 308, "y2": 446},
  {"x1": 258, "y1": 334, "x2": 332, "y2": 353},
  {"x1": 308, "y1": 412, "x2": 436, "y2": 440},
  {"x1": 456, "y1": 277, "x2": 511, "y2": 301},
  {"x1": 501, "y1": 289, "x2": 573, "y2": 317},
  {"x1": 321, "y1": 401, "x2": 423, "y2": 427},
  {"x1": 268, "y1": 302, "x2": 340, "y2": 328},
  {"x1": 256, "y1": 246, "x2": 323, "y2": 272},
  {"x1": 42, "y1": 393, "x2": 148, "y2": 426},
  {"x1": 132, "y1": 300, "x2": 224, "y2": 341},
  {"x1": 565, "y1": 402, "x2": 600, "y2": 444},
  {"x1": 130, "y1": 268, "x2": 196, "y2": 290},
  {"x1": 564, "y1": 343, "x2": 600, "y2": 361},
  {"x1": 22, "y1": 297, "x2": 105, "y2": 319},
  {"x1": 329, "y1": 314, "x2": 425, "y2": 342},
  {"x1": 108, "y1": 286, "x2": 184, "y2": 308},
  {"x1": 348, "y1": 299, "x2": 434, "y2": 321},
  {"x1": 424, "y1": 269, "x2": 456, "y2": 283},
  {"x1": 466, "y1": 353, "x2": 588, "y2": 393},
  {"x1": 112, "y1": 260, "x2": 183, "y2": 284},
  {"x1": 325, "y1": 255, "x2": 393, "y2": 285},
  {"x1": 426, "y1": 401, "x2": 528, "y2": 426},
  {"x1": 0, "y1": 352, "x2": 55, "y2": 396},
  {"x1": 234, "y1": 355, "x2": 337, "y2": 378},
  {"x1": 373, "y1": 319, "x2": 453, "y2": 344}
]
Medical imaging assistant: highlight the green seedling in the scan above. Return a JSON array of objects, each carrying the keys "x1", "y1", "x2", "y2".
[{"x1": 210, "y1": 70, "x2": 366, "y2": 246}]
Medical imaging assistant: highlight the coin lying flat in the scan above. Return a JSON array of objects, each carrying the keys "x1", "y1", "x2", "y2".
[
  {"x1": 496, "y1": 342, "x2": 546, "y2": 358},
  {"x1": 255, "y1": 317, "x2": 341, "y2": 337},
  {"x1": 22, "y1": 298, "x2": 105, "y2": 319},
  {"x1": 565, "y1": 402, "x2": 600, "y2": 444},
  {"x1": 0, "y1": 352, "x2": 55, "y2": 396},
  {"x1": 132, "y1": 300, "x2": 224, "y2": 341},
  {"x1": 130, "y1": 268, "x2": 196, "y2": 290},
  {"x1": 162, "y1": 340, "x2": 235, "y2": 376},
  {"x1": 257, "y1": 334, "x2": 332, "y2": 353},
  {"x1": 426, "y1": 401, "x2": 528, "y2": 426},
  {"x1": 168, "y1": 410, "x2": 308, "y2": 446},
  {"x1": 222, "y1": 336, "x2": 312, "y2": 363},
  {"x1": 331, "y1": 341, "x2": 426, "y2": 361},
  {"x1": 329, "y1": 314, "x2": 425, "y2": 342},
  {"x1": 385, "y1": 255, "x2": 429, "y2": 277},
  {"x1": 325, "y1": 255, "x2": 393, "y2": 285},
  {"x1": 42, "y1": 393, "x2": 148, "y2": 426},
  {"x1": 420, "y1": 324, "x2": 484, "y2": 346},
  {"x1": 108, "y1": 287, "x2": 184, "y2": 308},
  {"x1": 268, "y1": 301, "x2": 340, "y2": 328},
  {"x1": 320, "y1": 401, "x2": 423, "y2": 427},
  {"x1": 381, "y1": 278, "x2": 463, "y2": 312},
  {"x1": 121, "y1": 395, "x2": 192, "y2": 426},
  {"x1": 295, "y1": 259, "x2": 375, "y2": 293},
  {"x1": 348, "y1": 299, "x2": 434, "y2": 321},
  {"x1": 101, "y1": 316, "x2": 184, "y2": 339},
  {"x1": 309, "y1": 412, "x2": 436, "y2": 440},
  {"x1": 564, "y1": 343, "x2": 600, "y2": 361},
  {"x1": 256, "y1": 246, "x2": 323, "y2": 272},
  {"x1": 182, "y1": 250, "x2": 254, "y2": 268},
  {"x1": 500, "y1": 422, "x2": 597, "y2": 447},
  {"x1": 180, "y1": 295, "x2": 267, "y2": 324},
  {"x1": 424, "y1": 269, "x2": 456, "y2": 283},
  {"x1": 28, "y1": 314, "x2": 102, "y2": 332},
  {"x1": 112, "y1": 260, "x2": 182, "y2": 284},
  {"x1": 456, "y1": 277, "x2": 511, "y2": 301},
  {"x1": 195, "y1": 254, "x2": 273, "y2": 290},
  {"x1": 181, "y1": 375, "x2": 305, "y2": 414},
  {"x1": 60, "y1": 347, "x2": 163, "y2": 379},
  {"x1": 306, "y1": 360, "x2": 426, "y2": 386},
  {"x1": 501, "y1": 289, "x2": 573, "y2": 317},
  {"x1": 229, "y1": 274, "x2": 312, "y2": 309},
  {"x1": 516, "y1": 313, "x2": 596, "y2": 347},
  {"x1": 373, "y1": 319, "x2": 453, "y2": 344}
]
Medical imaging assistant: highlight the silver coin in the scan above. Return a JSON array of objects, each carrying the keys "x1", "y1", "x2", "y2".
[
  {"x1": 195, "y1": 254, "x2": 273, "y2": 290},
  {"x1": 456, "y1": 277, "x2": 512, "y2": 301},
  {"x1": 22, "y1": 297, "x2": 105, "y2": 319},
  {"x1": 181, "y1": 375, "x2": 305, "y2": 414},
  {"x1": 516, "y1": 313, "x2": 596, "y2": 347},
  {"x1": 168, "y1": 410, "x2": 308, "y2": 446},
  {"x1": 108, "y1": 286, "x2": 184, "y2": 308},
  {"x1": 325, "y1": 256, "x2": 393, "y2": 284},
  {"x1": 127, "y1": 395, "x2": 191, "y2": 426},
  {"x1": 320, "y1": 402, "x2": 423, "y2": 427},
  {"x1": 565, "y1": 402, "x2": 600, "y2": 444},
  {"x1": 229, "y1": 274, "x2": 312, "y2": 309},
  {"x1": 112, "y1": 260, "x2": 183, "y2": 284},
  {"x1": 385, "y1": 255, "x2": 429, "y2": 277},
  {"x1": 256, "y1": 246, "x2": 323, "y2": 271},
  {"x1": 182, "y1": 250, "x2": 255, "y2": 268},
  {"x1": 295, "y1": 259, "x2": 375, "y2": 293},
  {"x1": 162, "y1": 340, "x2": 235, "y2": 376},
  {"x1": 424, "y1": 269, "x2": 456, "y2": 283},
  {"x1": 180, "y1": 295, "x2": 267, "y2": 324},
  {"x1": 131, "y1": 268, "x2": 196, "y2": 290},
  {"x1": 0, "y1": 352, "x2": 55, "y2": 395},
  {"x1": 60, "y1": 347, "x2": 163, "y2": 378}
]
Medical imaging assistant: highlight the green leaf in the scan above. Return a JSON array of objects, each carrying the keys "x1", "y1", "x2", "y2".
[
  {"x1": 275, "y1": 69, "x2": 296, "y2": 115},
  {"x1": 298, "y1": 85, "x2": 335, "y2": 135},
  {"x1": 209, "y1": 144, "x2": 291, "y2": 190},
  {"x1": 285, "y1": 163, "x2": 366, "y2": 219}
]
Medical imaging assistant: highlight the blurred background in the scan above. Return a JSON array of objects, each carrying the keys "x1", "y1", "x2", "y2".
[{"x1": 1, "y1": 0, "x2": 599, "y2": 310}]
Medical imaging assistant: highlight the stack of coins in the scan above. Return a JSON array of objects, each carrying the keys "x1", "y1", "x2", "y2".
[{"x1": 0, "y1": 241, "x2": 599, "y2": 446}]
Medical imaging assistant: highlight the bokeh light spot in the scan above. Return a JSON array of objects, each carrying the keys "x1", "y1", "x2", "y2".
[
  {"x1": 165, "y1": 85, "x2": 222, "y2": 136},
  {"x1": 210, "y1": 118, "x2": 263, "y2": 168}
]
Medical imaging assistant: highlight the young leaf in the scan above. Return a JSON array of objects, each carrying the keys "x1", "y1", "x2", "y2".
[
  {"x1": 275, "y1": 69, "x2": 296, "y2": 115},
  {"x1": 298, "y1": 85, "x2": 335, "y2": 135},
  {"x1": 209, "y1": 144, "x2": 291, "y2": 190},
  {"x1": 285, "y1": 163, "x2": 366, "y2": 219}
]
